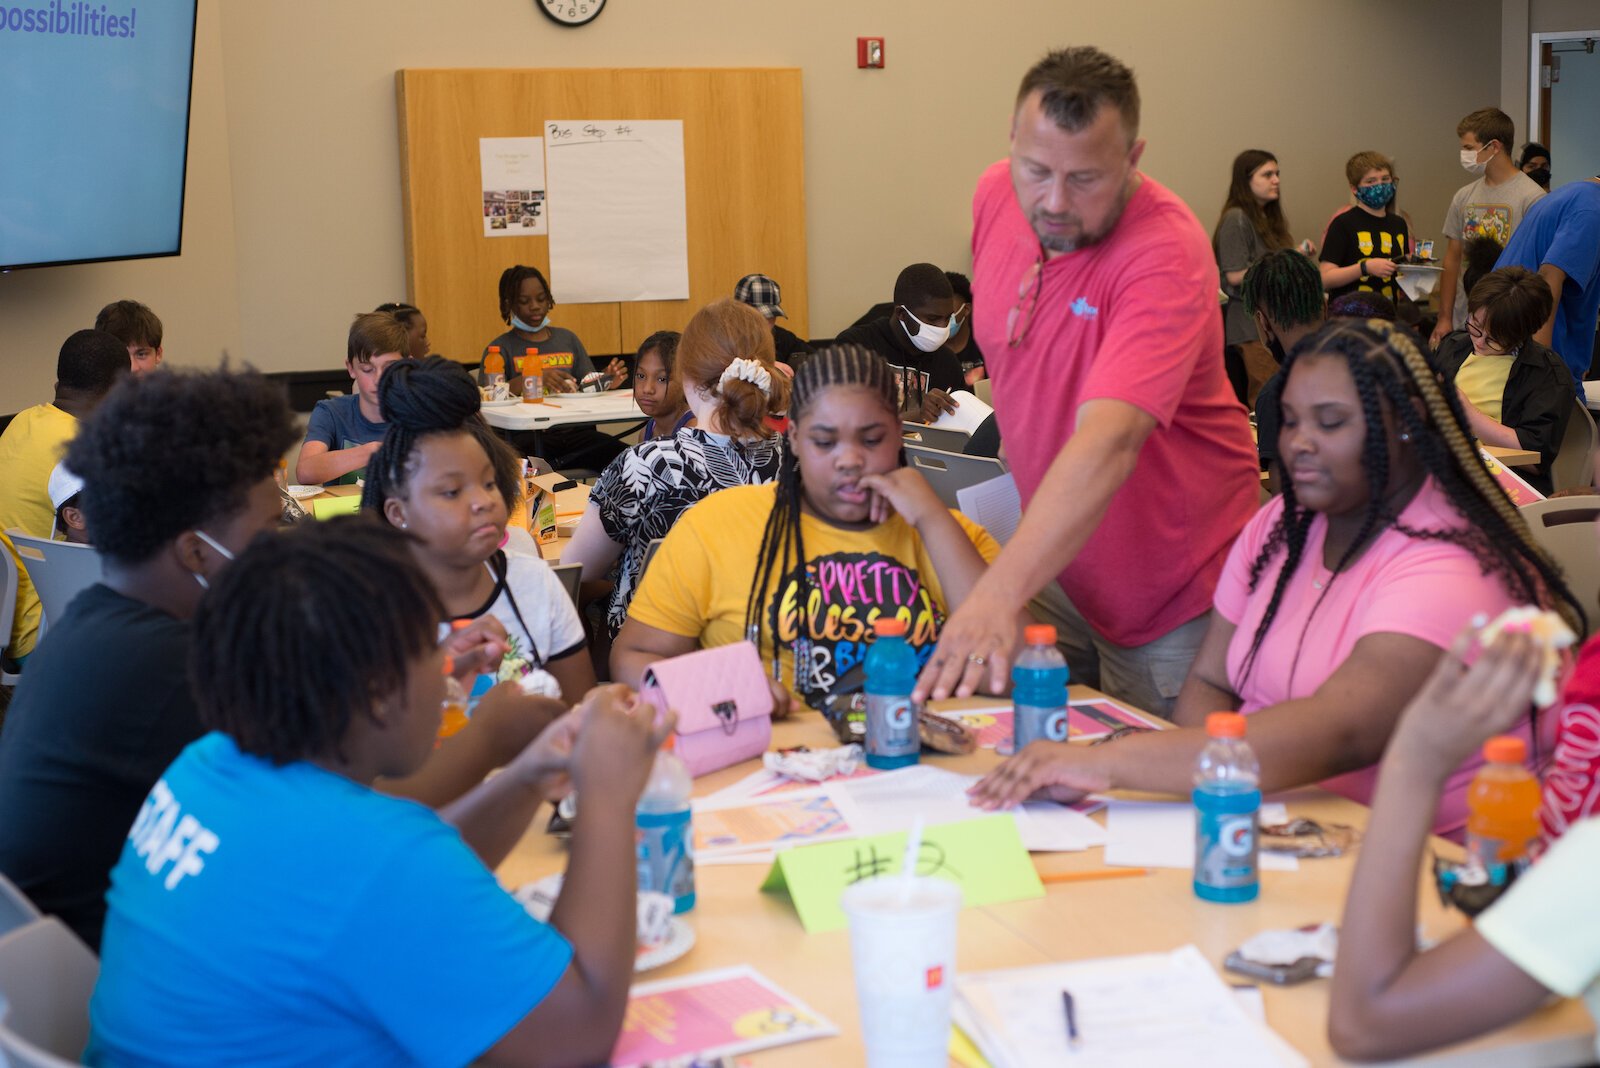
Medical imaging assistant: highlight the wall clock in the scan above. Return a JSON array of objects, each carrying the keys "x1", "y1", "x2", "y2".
[{"x1": 538, "y1": 0, "x2": 604, "y2": 27}]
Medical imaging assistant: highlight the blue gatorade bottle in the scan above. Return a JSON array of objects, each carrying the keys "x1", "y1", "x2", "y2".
[
  {"x1": 636, "y1": 737, "x2": 696, "y2": 913},
  {"x1": 864, "y1": 616, "x2": 919, "y2": 770},
  {"x1": 1012, "y1": 624, "x2": 1070, "y2": 750},
  {"x1": 1193, "y1": 712, "x2": 1260, "y2": 904}
]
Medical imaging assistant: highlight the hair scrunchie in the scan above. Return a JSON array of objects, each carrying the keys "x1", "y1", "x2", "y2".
[{"x1": 717, "y1": 357, "x2": 772, "y2": 398}]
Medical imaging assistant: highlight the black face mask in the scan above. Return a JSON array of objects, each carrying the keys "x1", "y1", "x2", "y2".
[
  {"x1": 1264, "y1": 331, "x2": 1288, "y2": 367},
  {"x1": 1527, "y1": 167, "x2": 1552, "y2": 188}
]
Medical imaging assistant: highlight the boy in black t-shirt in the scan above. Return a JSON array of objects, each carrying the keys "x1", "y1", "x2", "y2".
[{"x1": 1320, "y1": 151, "x2": 1410, "y2": 304}]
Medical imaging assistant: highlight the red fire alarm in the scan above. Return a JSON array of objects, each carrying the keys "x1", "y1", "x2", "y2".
[{"x1": 857, "y1": 37, "x2": 885, "y2": 69}]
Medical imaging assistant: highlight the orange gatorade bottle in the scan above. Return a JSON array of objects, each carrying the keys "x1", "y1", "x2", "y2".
[
  {"x1": 1465, "y1": 736, "x2": 1542, "y2": 869},
  {"x1": 483, "y1": 347, "x2": 506, "y2": 402},
  {"x1": 522, "y1": 347, "x2": 544, "y2": 403},
  {"x1": 438, "y1": 655, "x2": 469, "y2": 741}
]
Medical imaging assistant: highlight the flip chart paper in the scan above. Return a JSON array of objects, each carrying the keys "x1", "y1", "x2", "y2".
[{"x1": 544, "y1": 119, "x2": 689, "y2": 303}]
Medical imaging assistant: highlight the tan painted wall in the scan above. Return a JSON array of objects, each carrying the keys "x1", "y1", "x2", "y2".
[{"x1": 2, "y1": 0, "x2": 1504, "y2": 413}]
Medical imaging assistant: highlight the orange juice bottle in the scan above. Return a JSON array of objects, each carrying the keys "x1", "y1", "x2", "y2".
[
  {"x1": 522, "y1": 347, "x2": 544, "y2": 403},
  {"x1": 437, "y1": 648, "x2": 471, "y2": 742},
  {"x1": 1465, "y1": 736, "x2": 1542, "y2": 868}
]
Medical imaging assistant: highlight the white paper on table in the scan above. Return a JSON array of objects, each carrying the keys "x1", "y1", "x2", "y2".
[
  {"x1": 840, "y1": 765, "x2": 1105, "y2": 852},
  {"x1": 1103, "y1": 800, "x2": 1298, "y2": 871},
  {"x1": 930, "y1": 389, "x2": 994, "y2": 435},
  {"x1": 955, "y1": 472, "x2": 1021, "y2": 545},
  {"x1": 695, "y1": 768, "x2": 783, "y2": 807},
  {"x1": 478, "y1": 137, "x2": 546, "y2": 237},
  {"x1": 544, "y1": 119, "x2": 688, "y2": 303},
  {"x1": 1232, "y1": 983, "x2": 1267, "y2": 1021},
  {"x1": 696, "y1": 850, "x2": 777, "y2": 867},
  {"x1": 954, "y1": 945, "x2": 1306, "y2": 1068},
  {"x1": 1395, "y1": 263, "x2": 1443, "y2": 301}
]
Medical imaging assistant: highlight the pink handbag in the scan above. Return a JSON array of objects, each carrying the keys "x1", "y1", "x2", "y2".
[{"x1": 639, "y1": 641, "x2": 774, "y2": 777}]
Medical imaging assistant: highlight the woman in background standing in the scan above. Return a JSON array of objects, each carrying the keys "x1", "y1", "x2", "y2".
[{"x1": 1215, "y1": 150, "x2": 1308, "y2": 406}]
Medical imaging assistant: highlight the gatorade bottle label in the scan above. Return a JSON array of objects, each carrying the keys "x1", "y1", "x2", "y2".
[
  {"x1": 636, "y1": 808, "x2": 696, "y2": 914},
  {"x1": 1014, "y1": 706, "x2": 1069, "y2": 748},
  {"x1": 1193, "y1": 788, "x2": 1259, "y2": 903},
  {"x1": 865, "y1": 694, "x2": 918, "y2": 768}
]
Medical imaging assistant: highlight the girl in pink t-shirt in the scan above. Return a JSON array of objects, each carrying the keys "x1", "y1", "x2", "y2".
[{"x1": 971, "y1": 320, "x2": 1581, "y2": 837}]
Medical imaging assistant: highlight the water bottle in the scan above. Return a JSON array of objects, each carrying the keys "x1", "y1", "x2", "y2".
[
  {"x1": 1012, "y1": 624, "x2": 1069, "y2": 749},
  {"x1": 864, "y1": 616, "x2": 919, "y2": 770},
  {"x1": 636, "y1": 738, "x2": 695, "y2": 913},
  {"x1": 1193, "y1": 712, "x2": 1260, "y2": 903},
  {"x1": 1465, "y1": 736, "x2": 1541, "y2": 873}
]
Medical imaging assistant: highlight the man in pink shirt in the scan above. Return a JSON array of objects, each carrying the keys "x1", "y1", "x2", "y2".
[{"x1": 915, "y1": 47, "x2": 1258, "y2": 715}]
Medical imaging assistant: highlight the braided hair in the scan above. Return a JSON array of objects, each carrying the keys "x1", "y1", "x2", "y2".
[
  {"x1": 191, "y1": 517, "x2": 444, "y2": 765},
  {"x1": 1240, "y1": 249, "x2": 1324, "y2": 328},
  {"x1": 497, "y1": 265, "x2": 550, "y2": 325},
  {"x1": 1242, "y1": 319, "x2": 1583, "y2": 690},
  {"x1": 360, "y1": 356, "x2": 521, "y2": 518},
  {"x1": 741, "y1": 344, "x2": 900, "y2": 693},
  {"x1": 374, "y1": 301, "x2": 422, "y2": 327}
]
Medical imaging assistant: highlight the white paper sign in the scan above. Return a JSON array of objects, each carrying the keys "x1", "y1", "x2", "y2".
[
  {"x1": 544, "y1": 120, "x2": 689, "y2": 303},
  {"x1": 479, "y1": 137, "x2": 546, "y2": 237}
]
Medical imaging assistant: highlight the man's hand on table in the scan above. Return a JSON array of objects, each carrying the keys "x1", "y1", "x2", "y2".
[{"x1": 913, "y1": 584, "x2": 1022, "y2": 701}]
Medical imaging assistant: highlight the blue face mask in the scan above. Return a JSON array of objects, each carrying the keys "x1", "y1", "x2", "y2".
[
  {"x1": 511, "y1": 314, "x2": 549, "y2": 332},
  {"x1": 1355, "y1": 183, "x2": 1395, "y2": 210}
]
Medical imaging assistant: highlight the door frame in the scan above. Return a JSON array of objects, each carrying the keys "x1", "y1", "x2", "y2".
[{"x1": 1529, "y1": 29, "x2": 1600, "y2": 151}]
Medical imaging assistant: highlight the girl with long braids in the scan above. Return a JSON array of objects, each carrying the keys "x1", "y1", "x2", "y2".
[
  {"x1": 612, "y1": 344, "x2": 1016, "y2": 714},
  {"x1": 362, "y1": 357, "x2": 596, "y2": 706},
  {"x1": 972, "y1": 319, "x2": 1582, "y2": 839}
]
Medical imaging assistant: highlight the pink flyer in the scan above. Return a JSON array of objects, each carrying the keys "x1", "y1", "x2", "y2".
[{"x1": 612, "y1": 966, "x2": 836, "y2": 1067}]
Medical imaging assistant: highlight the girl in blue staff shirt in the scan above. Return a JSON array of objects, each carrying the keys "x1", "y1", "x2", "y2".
[{"x1": 88, "y1": 518, "x2": 673, "y2": 1068}]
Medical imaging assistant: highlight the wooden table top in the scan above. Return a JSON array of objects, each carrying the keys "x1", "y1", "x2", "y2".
[{"x1": 496, "y1": 690, "x2": 1596, "y2": 1067}]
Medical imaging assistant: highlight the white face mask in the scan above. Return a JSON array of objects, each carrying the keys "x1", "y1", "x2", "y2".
[
  {"x1": 191, "y1": 529, "x2": 235, "y2": 591},
  {"x1": 1460, "y1": 145, "x2": 1492, "y2": 176},
  {"x1": 900, "y1": 308, "x2": 952, "y2": 353}
]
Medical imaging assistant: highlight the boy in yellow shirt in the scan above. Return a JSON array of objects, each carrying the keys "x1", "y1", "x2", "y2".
[{"x1": 0, "y1": 329, "x2": 127, "y2": 663}]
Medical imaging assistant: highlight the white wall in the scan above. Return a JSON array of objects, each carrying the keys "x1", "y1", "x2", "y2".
[
  {"x1": 1550, "y1": 42, "x2": 1600, "y2": 186},
  {"x1": 2, "y1": 0, "x2": 1505, "y2": 413}
]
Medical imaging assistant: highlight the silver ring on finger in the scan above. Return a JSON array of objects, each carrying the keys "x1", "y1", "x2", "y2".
[{"x1": 967, "y1": 654, "x2": 987, "y2": 667}]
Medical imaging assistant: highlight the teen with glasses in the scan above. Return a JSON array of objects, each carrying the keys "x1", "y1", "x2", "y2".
[{"x1": 1436, "y1": 263, "x2": 1571, "y2": 493}]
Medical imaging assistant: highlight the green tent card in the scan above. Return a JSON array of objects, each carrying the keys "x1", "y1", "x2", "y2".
[
  {"x1": 310, "y1": 494, "x2": 361, "y2": 520},
  {"x1": 760, "y1": 814, "x2": 1043, "y2": 933}
]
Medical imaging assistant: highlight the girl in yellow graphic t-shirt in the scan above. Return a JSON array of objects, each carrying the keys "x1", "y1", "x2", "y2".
[{"x1": 613, "y1": 344, "x2": 1019, "y2": 715}]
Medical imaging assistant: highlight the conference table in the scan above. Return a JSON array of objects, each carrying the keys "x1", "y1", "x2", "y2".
[
  {"x1": 1484, "y1": 444, "x2": 1541, "y2": 468},
  {"x1": 495, "y1": 690, "x2": 1596, "y2": 1067},
  {"x1": 479, "y1": 389, "x2": 645, "y2": 432},
  {"x1": 298, "y1": 475, "x2": 590, "y2": 562}
]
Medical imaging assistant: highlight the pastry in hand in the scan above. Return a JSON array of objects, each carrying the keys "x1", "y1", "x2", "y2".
[{"x1": 1478, "y1": 606, "x2": 1577, "y2": 708}]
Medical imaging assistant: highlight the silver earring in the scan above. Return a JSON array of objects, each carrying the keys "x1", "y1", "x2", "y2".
[{"x1": 1399, "y1": 433, "x2": 1411, "y2": 442}]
